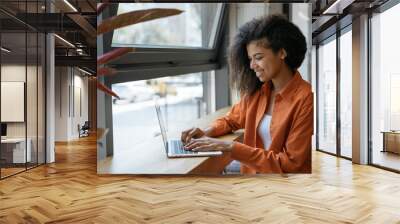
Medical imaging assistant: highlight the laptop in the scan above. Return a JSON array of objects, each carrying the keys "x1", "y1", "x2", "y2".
[{"x1": 155, "y1": 102, "x2": 222, "y2": 158}]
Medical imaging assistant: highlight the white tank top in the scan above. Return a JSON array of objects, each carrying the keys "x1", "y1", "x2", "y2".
[{"x1": 257, "y1": 114, "x2": 272, "y2": 149}]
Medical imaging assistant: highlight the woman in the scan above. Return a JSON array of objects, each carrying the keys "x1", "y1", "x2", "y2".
[{"x1": 181, "y1": 15, "x2": 313, "y2": 174}]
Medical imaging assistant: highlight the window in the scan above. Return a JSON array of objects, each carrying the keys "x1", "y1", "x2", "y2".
[
  {"x1": 104, "y1": 3, "x2": 224, "y2": 158},
  {"x1": 112, "y1": 3, "x2": 223, "y2": 49},
  {"x1": 339, "y1": 28, "x2": 352, "y2": 158},
  {"x1": 371, "y1": 2, "x2": 400, "y2": 171},
  {"x1": 317, "y1": 36, "x2": 337, "y2": 154},
  {"x1": 112, "y1": 73, "x2": 206, "y2": 153}
]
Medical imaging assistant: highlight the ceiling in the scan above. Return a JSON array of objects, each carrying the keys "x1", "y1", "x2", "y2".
[
  {"x1": 311, "y1": 0, "x2": 390, "y2": 44},
  {"x1": 0, "y1": 0, "x2": 96, "y2": 73}
]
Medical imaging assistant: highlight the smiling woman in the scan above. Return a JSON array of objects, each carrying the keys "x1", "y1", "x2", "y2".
[
  {"x1": 182, "y1": 15, "x2": 313, "y2": 174},
  {"x1": 230, "y1": 15, "x2": 307, "y2": 96}
]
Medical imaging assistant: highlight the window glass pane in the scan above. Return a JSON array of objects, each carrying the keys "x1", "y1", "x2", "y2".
[
  {"x1": 317, "y1": 37, "x2": 337, "y2": 154},
  {"x1": 27, "y1": 31, "x2": 38, "y2": 169},
  {"x1": 0, "y1": 0, "x2": 46, "y2": 178},
  {"x1": 340, "y1": 29, "x2": 352, "y2": 158},
  {"x1": 112, "y1": 73, "x2": 205, "y2": 153},
  {"x1": 371, "y1": 3, "x2": 400, "y2": 171},
  {"x1": 1, "y1": 31, "x2": 27, "y2": 177},
  {"x1": 112, "y1": 3, "x2": 222, "y2": 49}
]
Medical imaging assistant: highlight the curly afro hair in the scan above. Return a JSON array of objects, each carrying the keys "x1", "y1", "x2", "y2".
[{"x1": 229, "y1": 14, "x2": 307, "y2": 95}]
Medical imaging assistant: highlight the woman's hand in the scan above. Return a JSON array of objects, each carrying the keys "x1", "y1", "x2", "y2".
[
  {"x1": 184, "y1": 137, "x2": 234, "y2": 152},
  {"x1": 181, "y1": 127, "x2": 206, "y2": 144}
]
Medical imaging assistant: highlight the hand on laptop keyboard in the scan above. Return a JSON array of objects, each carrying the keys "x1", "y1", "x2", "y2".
[
  {"x1": 181, "y1": 127, "x2": 206, "y2": 145},
  {"x1": 183, "y1": 137, "x2": 234, "y2": 152},
  {"x1": 170, "y1": 140, "x2": 196, "y2": 155}
]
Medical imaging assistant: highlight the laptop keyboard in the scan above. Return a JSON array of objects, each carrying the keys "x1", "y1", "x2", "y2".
[{"x1": 170, "y1": 140, "x2": 197, "y2": 155}]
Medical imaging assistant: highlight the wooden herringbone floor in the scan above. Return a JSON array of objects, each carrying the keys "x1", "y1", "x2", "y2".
[{"x1": 1, "y1": 135, "x2": 400, "y2": 224}]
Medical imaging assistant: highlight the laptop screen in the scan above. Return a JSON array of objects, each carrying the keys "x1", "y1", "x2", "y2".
[{"x1": 154, "y1": 102, "x2": 168, "y2": 150}]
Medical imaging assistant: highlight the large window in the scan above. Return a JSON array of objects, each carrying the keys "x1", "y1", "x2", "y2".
[
  {"x1": 112, "y1": 3, "x2": 222, "y2": 49},
  {"x1": 339, "y1": 28, "x2": 352, "y2": 158},
  {"x1": 101, "y1": 2, "x2": 224, "y2": 160},
  {"x1": 316, "y1": 28, "x2": 352, "y2": 159},
  {"x1": 317, "y1": 36, "x2": 337, "y2": 154},
  {"x1": 112, "y1": 73, "x2": 206, "y2": 153},
  {"x1": 371, "y1": 2, "x2": 400, "y2": 171}
]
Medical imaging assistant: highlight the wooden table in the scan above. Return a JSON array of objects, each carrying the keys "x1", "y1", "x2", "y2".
[
  {"x1": 381, "y1": 131, "x2": 400, "y2": 154},
  {"x1": 97, "y1": 107, "x2": 243, "y2": 175}
]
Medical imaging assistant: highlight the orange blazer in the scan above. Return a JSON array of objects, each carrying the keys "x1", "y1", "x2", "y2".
[{"x1": 209, "y1": 71, "x2": 313, "y2": 174}]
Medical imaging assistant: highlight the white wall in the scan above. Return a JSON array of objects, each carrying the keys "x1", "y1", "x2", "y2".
[
  {"x1": 73, "y1": 73, "x2": 89, "y2": 137},
  {"x1": 1, "y1": 65, "x2": 26, "y2": 139},
  {"x1": 55, "y1": 66, "x2": 68, "y2": 141},
  {"x1": 54, "y1": 67, "x2": 89, "y2": 141},
  {"x1": 1, "y1": 65, "x2": 37, "y2": 137},
  {"x1": 1, "y1": 63, "x2": 46, "y2": 164}
]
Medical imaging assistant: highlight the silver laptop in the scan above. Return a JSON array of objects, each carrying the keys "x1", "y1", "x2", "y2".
[{"x1": 155, "y1": 102, "x2": 222, "y2": 158}]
